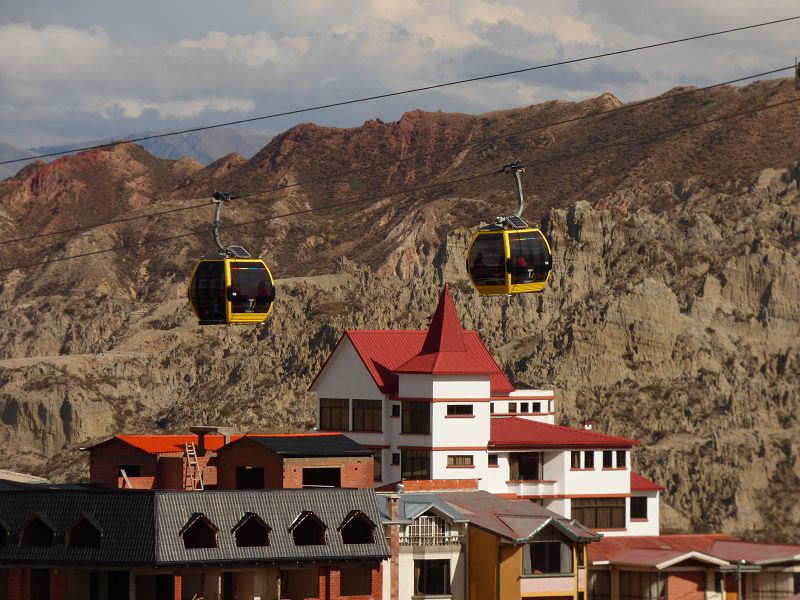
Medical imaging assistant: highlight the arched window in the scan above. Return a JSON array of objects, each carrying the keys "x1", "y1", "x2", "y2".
[
  {"x1": 232, "y1": 513, "x2": 270, "y2": 547},
  {"x1": 290, "y1": 512, "x2": 326, "y2": 546},
  {"x1": 19, "y1": 514, "x2": 55, "y2": 548},
  {"x1": 67, "y1": 514, "x2": 102, "y2": 549},
  {"x1": 180, "y1": 514, "x2": 218, "y2": 549},
  {"x1": 339, "y1": 511, "x2": 375, "y2": 544}
]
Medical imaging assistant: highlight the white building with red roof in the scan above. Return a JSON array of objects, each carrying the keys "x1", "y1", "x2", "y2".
[{"x1": 310, "y1": 285, "x2": 661, "y2": 536}]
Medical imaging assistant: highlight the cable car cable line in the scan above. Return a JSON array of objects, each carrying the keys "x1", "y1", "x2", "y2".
[
  {"x1": 2, "y1": 93, "x2": 799, "y2": 275},
  {"x1": 1, "y1": 64, "x2": 794, "y2": 248},
  {"x1": 1, "y1": 15, "x2": 798, "y2": 166}
]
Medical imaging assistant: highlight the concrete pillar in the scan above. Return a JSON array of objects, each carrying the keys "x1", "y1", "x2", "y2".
[{"x1": 389, "y1": 494, "x2": 400, "y2": 600}]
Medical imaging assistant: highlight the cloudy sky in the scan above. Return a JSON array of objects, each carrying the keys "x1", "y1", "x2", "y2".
[{"x1": 1, "y1": 0, "x2": 797, "y2": 150}]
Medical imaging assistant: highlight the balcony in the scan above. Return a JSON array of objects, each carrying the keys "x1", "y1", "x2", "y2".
[
  {"x1": 399, "y1": 533, "x2": 464, "y2": 547},
  {"x1": 505, "y1": 479, "x2": 558, "y2": 497},
  {"x1": 401, "y1": 515, "x2": 464, "y2": 547}
]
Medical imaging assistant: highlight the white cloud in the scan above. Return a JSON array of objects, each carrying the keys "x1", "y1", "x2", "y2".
[{"x1": 100, "y1": 97, "x2": 254, "y2": 120}]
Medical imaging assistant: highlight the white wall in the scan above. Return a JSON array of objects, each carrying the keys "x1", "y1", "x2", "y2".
[
  {"x1": 626, "y1": 491, "x2": 660, "y2": 536},
  {"x1": 431, "y1": 400, "x2": 490, "y2": 448},
  {"x1": 399, "y1": 374, "x2": 491, "y2": 398},
  {"x1": 398, "y1": 545, "x2": 466, "y2": 600},
  {"x1": 311, "y1": 338, "x2": 383, "y2": 401},
  {"x1": 562, "y1": 450, "x2": 630, "y2": 496}
]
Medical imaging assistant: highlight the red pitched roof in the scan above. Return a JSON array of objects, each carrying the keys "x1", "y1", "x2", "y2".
[
  {"x1": 631, "y1": 471, "x2": 664, "y2": 492},
  {"x1": 590, "y1": 535, "x2": 800, "y2": 566},
  {"x1": 395, "y1": 285, "x2": 491, "y2": 375},
  {"x1": 344, "y1": 330, "x2": 514, "y2": 394},
  {"x1": 490, "y1": 417, "x2": 638, "y2": 448}
]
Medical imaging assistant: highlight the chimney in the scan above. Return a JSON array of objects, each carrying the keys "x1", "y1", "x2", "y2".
[
  {"x1": 580, "y1": 419, "x2": 593, "y2": 431},
  {"x1": 388, "y1": 492, "x2": 401, "y2": 600}
]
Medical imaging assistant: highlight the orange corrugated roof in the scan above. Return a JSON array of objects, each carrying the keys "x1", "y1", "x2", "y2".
[
  {"x1": 111, "y1": 432, "x2": 341, "y2": 455},
  {"x1": 590, "y1": 535, "x2": 735, "y2": 563},
  {"x1": 490, "y1": 417, "x2": 638, "y2": 448}
]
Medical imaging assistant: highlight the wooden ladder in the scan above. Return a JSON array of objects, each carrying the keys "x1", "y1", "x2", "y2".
[{"x1": 184, "y1": 442, "x2": 204, "y2": 490}]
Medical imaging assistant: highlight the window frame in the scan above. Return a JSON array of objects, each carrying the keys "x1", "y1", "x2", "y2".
[
  {"x1": 402, "y1": 401, "x2": 431, "y2": 434},
  {"x1": 446, "y1": 404, "x2": 474, "y2": 416},
  {"x1": 352, "y1": 398, "x2": 382, "y2": 432},
  {"x1": 413, "y1": 559, "x2": 451, "y2": 596},
  {"x1": 571, "y1": 497, "x2": 626, "y2": 530},
  {"x1": 447, "y1": 455, "x2": 474, "y2": 467},
  {"x1": 630, "y1": 496, "x2": 648, "y2": 520},
  {"x1": 319, "y1": 398, "x2": 349, "y2": 431},
  {"x1": 401, "y1": 449, "x2": 431, "y2": 480},
  {"x1": 584, "y1": 451, "x2": 595, "y2": 469}
]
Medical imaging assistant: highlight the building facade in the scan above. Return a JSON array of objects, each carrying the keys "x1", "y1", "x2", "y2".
[{"x1": 311, "y1": 285, "x2": 660, "y2": 535}]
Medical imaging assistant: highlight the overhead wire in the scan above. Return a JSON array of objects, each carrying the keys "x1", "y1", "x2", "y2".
[
  {"x1": 2, "y1": 93, "x2": 799, "y2": 274},
  {"x1": 1, "y1": 14, "x2": 798, "y2": 166},
  {"x1": 1, "y1": 64, "x2": 794, "y2": 247}
]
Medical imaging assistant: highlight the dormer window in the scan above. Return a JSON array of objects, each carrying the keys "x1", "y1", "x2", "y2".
[
  {"x1": 290, "y1": 512, "x2": 326, "y2": 546},
  {"x1": 19, "y1": 514, "x2": 54, "y2": 548},
  {"x1": 66, "y1": 514, "x2": 102, "y2": 549},
  {"x1": 181, "y1": 514, "x2": 218, "y2": 549},
  {"x1": 339, "y1": 511, "x2": 375, "y2": 544},
  {"x1": 233, "y1": 513, "x2": 270, "y2": 547}
]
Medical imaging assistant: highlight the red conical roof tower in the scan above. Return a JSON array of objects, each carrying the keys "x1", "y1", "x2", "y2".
[{"x1": 395, "y1": 285, "x2": 492, "y2": 375}]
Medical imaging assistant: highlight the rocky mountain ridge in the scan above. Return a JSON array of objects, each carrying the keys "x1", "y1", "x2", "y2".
[{"x1": 0, "y1": 80, "x2": 798, "y2": 539}]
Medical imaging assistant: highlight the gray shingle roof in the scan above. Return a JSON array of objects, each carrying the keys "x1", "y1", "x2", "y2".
[
  {"x1": 225, "y1": 434, "x2": 372, "y2": 457},
  {"x1": 155, "y1": 488, "x2": 388, "y2": 564},
  {"x1": 0, "y1": 489, "x2": 156, "y2": 565},
  {"x1": 0, "y1": 487, "x2": 389, "y2": 566}
]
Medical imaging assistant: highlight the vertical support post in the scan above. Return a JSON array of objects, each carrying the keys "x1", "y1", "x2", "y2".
[
  {"x1": 128, "y1": 571, "x2": 136, "y2": 600},
  {"x1": 574, "y1": 544, "x2": 579, "y2": 600},
  {"x1": 389, "y1": 494, "x2": 400, "y2": 600},
  {"x1": 173, "y1": 574, "x2": 182, "y2": 600}
]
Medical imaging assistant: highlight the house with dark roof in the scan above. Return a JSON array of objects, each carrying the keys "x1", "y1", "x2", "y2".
[
  {"x1": 310, "y1": 285, "x2": 660, "y2": 536},
  {"x1": 0, "y1": 485, "x2": 389, "y2": 600},
  {"x1": 84, "y1": 430, "x2": 373, "y2": 492}
]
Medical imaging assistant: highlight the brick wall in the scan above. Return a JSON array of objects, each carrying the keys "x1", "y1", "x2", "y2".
[
  {"x1": 7, "y1": 568, "x2": 25, "y2": 600},
  {"x1": 173, "y1": 574, "x2": 182, "y2": 600},
  {"x1": 88, "y1": 440, "x2": 157, "y2": 488},
  {"x1": 668, "y1": 571, "x2": 706, "y2": 600},
  {"x1": 327, "y1": 564, "x2": 382, "y2": 600},
  {"x1": 216, "y1": 441, "x2": 284, "y2": 490},
  {"x1": 283, "y1": 457, "x2": 373, "y2": 489},
  {"x1": 50, "y1": 570, "x2": 67, "y2": 600}
]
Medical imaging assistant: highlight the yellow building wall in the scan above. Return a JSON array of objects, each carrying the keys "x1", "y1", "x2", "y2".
[
  {"x1": 500, "y1": 543, "x2": 522, "y2": 600},
  {"x1": 469, "y1": 526, "x2": 500, "y2": 600}
]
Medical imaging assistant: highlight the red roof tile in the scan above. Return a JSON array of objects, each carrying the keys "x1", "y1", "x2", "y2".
[
  {"x1": 590, "y1": 535, "x2": 800, "y2": 566},
  {"x1": 396, "y1": 285, "x2": 490, "y2": 375},
  {"x1": 344, "y1": 329, "x2": 514, "y2": 394},
  {"x1": 631, "y1": 471, "x2": 664, "y2": 492},
  {"x1": 102, "y1": 433, "x2": 342, "y2": 455},
  {"x1": 490, "y1": 417, "x2": 638, "y2": 448}
]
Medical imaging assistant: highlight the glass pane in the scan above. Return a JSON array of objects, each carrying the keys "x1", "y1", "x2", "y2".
[
  {"x1": 508, "y1": 230, "x2": 551, "y2": 283},
  {"x1": 190, "y1": 261, "x2": 226, "y2": 321},
  {"x1": 229, "y1": 261, "x2": 274, "y2": 314},
  {"x1": 468, "y1": 233, "x2": 506, "y2": 285}
]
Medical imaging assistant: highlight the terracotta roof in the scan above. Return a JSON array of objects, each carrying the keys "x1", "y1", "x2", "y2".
[
  {"x1": 395, "y1": 285, "x2": 491, "y2": 375},
  {"x1": 710, "y1": 539, "x2": 800, "y2": 564},
  {"x1": 490, "y1": 417, "x2": 639, "y2": 448},
  {"x1": 631, "y1": 471, "x2": 664, "y2": 492},
  {"x1": 343, "y1": 330, "x2": 514, "y2": 394},
  {"x1": 90, "y1": 433, "x2": 345, "y2": 455},
  {"x1": 598, "y1": 548, "x2": 728, "y2": 569}
]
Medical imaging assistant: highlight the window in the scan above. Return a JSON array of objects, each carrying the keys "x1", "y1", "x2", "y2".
[
  {"x1": 447, "y1": 455, "x2": 473, "y2": 467},
  {"x1": 233, "y1": 513, "x2": 270, "y2": 547},
  {"x1": 510, "y1": 452, "x2": 543, "y2": 481},
  {"x1": 319, "y1": 398, "x2": 349, "y2": 430},
  {"x1": 18, "y1": 515, "x2": 54, "y2": 548},
  {"x1": 584, "y1": 451, "x2": 595, "y2": 469},
  {"x1": 302, "y1": 467, "x2": 341, "y2": 488},
  {"x1": 391, "y1": 404, "x2": 400, "y2": 418},
  {"x1": 371, "y1": 448, "x2": 383, "y2": 481},
  {"x1": 532, "y1": 402, "x2": 542, "y2": 413},
  {"x1": 235, "y1": 466, "x2": 264, "y2": 489},
  {"x1": 488, "y1": 454, "x2": 498, "y2": 467},
  {"x1": 391, "y1": 452, "x2": 400, "y2": 466},
  {"x1": 520, "y1": 402, "x2": 529, "y2": 413},
  {"x1": 616, "y1": 450, "x2": 627, "y2": 468},
  {"x1": 602, "y1": 451, "x2": 613, "y2": 468},
  {"x1": 571, "y1": 451, "x2": 581, "y2": 469},
  {"x1": 352, "y1": 399, "x2": 382, "y2": 432},
  {"x1": 340, "y1": 511, "x2": 375, "y2": 544},
  {"x1": 66, "y1": 515, "x2": 102, "y2": 549},
  {"x1": 414, "y1": 560, "x2": 450, "y2": 596},
  {"x1": 291, "y1": 512, "x2": 326, "y2": 546},
  {"x1": 402, "y1": 402, "x2": 430, "y2": 434},
  {"x1": 571, "y1": 498, "x2": 626, "y2": 529},
  {"x1": 620, "y1": 571, "x2": 665, "y2": 600},
  {"x1": 181, "y1": 514, "x2": 217, "y2": 549},
  {"x1": 468, "y1": 232, "x2": 505, "y2": 286},
  {"x1": 401, "y1": 449, "x2": 430, "y2": 479},
  {"x1": 590, "y1": 571, "x2": 612, "y2": 600},
  {"x1": 508, "y1": 402, "x2": 517, "y2": 413},
  {"x1": 340, "y1": 565, "x2": 371, "y2": 596},
  {"x1": 630, "y1": 496, "x2": 648, "y2": 520},
  {"x1": 522, "y1": 541, "x2": 573, "y2": 575},
  {"x1": 490, "y1": 402, "x2": 495, "y2": 414},
  {"x1": 117, "y1": 464, "x2": 140, "y2": 478},
  {"x1": 446, "y1": 404, "x2": 473, "y2": 416}
]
